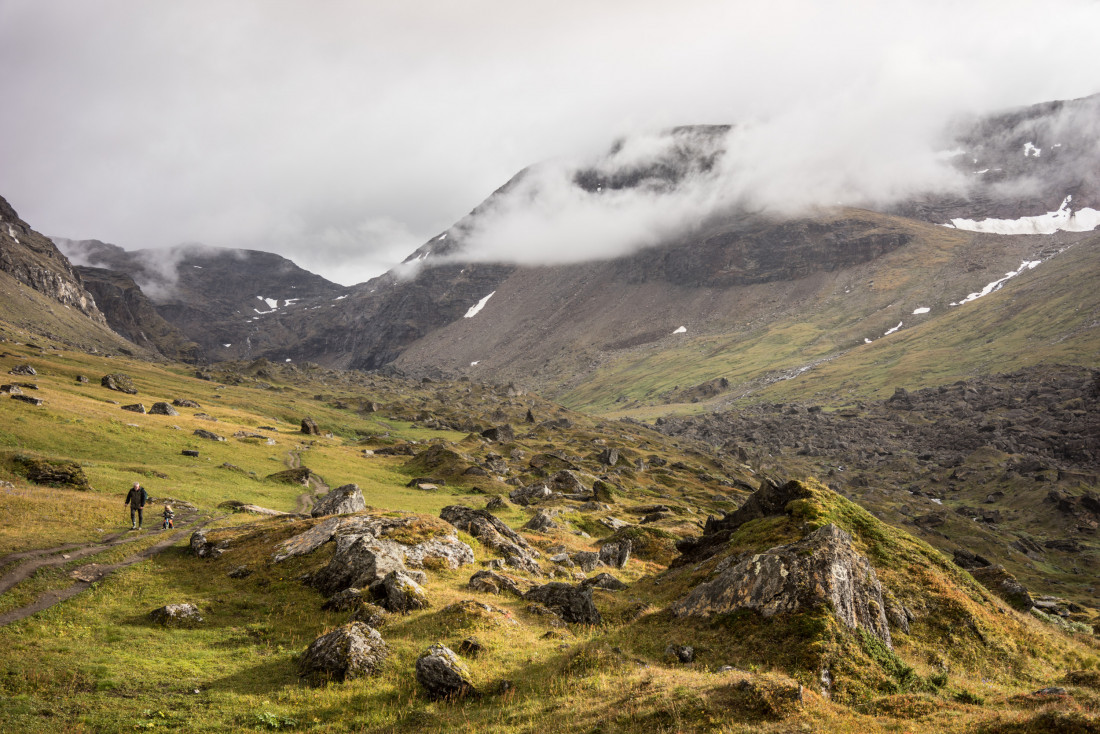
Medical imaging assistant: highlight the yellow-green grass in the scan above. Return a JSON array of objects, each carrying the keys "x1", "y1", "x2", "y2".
[{"x1": 563, "y1": 227, "x2": 1100, "y2": 416}]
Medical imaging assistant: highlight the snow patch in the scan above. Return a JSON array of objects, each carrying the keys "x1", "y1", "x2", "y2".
[
  {"x1": 6, "y1": 225, "x2": 18, "y2": 244},
  {"x1": 1023, "y1": 141, "x2": 1041, "y2": 157},
  {"x1": 193, "y1": 265, "x2": 203, "y2": 268},
  {"x1": 334, "y1": 295, "x2": 348, "y2": 300},
  {"x1": 883, "y1": 321, "x2": 903, "y2": 336},
  {"x1": 672, "y1": 326, "x2": 687, "y2": 334},
  {"x1": 930, "y1": 498, "x2": 943, "y2": 505},
  {"x1": 470, "y1": 361, "x2": 479, "y2": 366},
  {"x1": 464, "y1": 291, "x2": 496, "y2": 318},
  {"x1": 950, "y1": 260, "x2": 1041, "y2": 306},
  {"x1": 912, "y1": 307, "x2": 930, "y2": 315},
  {"x1": 438, "y1": 233, "x2": 447, "y2": 241},
  {"x1": 947, "y1": 195, "x2": 1100, "y2": 235},
  {"x1": 262, "y1": 297, "x2": 279, "y2": 310},
  {"x1": 864, "y1": 338, "x2": 873, "y2": 344},
  {"x1": 223, "y1": 343, "x2": 231, "y2": 348}
]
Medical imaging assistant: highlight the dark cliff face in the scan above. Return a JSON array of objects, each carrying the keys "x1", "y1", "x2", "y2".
[
  {"x1": 615, "y1": 213, "x2": 913, "y2": 287},
  {"x1": 0, "y1": 196, "x2": 106, "y2": 325},
  {"x1": 75, "y1": 266, "x2": 204, "y2": 362},
  {"x1": 54, "y1": 240, "x2": 350, "y2": 360}
]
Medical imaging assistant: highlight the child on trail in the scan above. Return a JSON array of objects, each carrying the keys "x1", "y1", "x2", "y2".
[
  {"x1": 124, "y1": 482, "x2": 148, "y2": 529},
  {"x1": 162, "y1": 504, "x2": 175, "y2": 530}
]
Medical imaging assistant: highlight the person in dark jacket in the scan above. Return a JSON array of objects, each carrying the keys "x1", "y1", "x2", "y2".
[{"x1": 125, "y1": 482, "x2": 148, "y2": 529}]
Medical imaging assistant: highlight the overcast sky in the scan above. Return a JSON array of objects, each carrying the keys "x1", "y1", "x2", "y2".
[{"x1": 2, "y1": 0, "x2": 1099, "y2": 285}]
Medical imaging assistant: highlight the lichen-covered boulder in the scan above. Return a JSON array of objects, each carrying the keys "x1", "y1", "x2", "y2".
[
  {"x1": 508, "y1": 483, "x2": 554, "y2": 506},
  {"x1": 524, "y1": 582, "x2": 602, "y2": 625},
  {"x1": 298, "y1": 623, "x2": 388, "y2": 683},
  {"x1": 149, "y1": 603, "x2": 203, "y2": 627},
  {"x1": 377, "y1": 570, "x2": 430, "y2": 614},
  {"x1": 322, "y1": 588, "x2": 366, "y2": 612},
  {"x1": 572, "y1": 551, "x2": 601, "y2": 573},
  {"x1": 671, "y1": 524, "x2": 893, "y2": 647},
  {"x1": 468, "y1": 569, "x2": 525, "y2": 597},
  {"x1": 189, "y1": 529, "x2": 228, "y2": 558},
  {"x1": 310, "y1": 534, "x2": 409, "y2": 597},
  {"x1": 440, "y1": 505, "x2": 541, "y2": 574},
  {"x1": 101, "y1": 373, "x2": 137, "y2": 394},
  {"x1": 523, "y1": 509, "x2": 560, "y2": 532},
  {"x1": 598, "y1": 540, "x2": 631, "y2": 569},
  {"x1": 311, "y1": 483, "x2": 367, "y2": 517},
  {"x1": 415, "y1": 643, "x2": 476, "y2": 700}
]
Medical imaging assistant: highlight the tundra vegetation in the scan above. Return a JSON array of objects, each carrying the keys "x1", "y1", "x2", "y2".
[{"x1": 0, "y1": 342, "x2": 1096, "y2": 733}]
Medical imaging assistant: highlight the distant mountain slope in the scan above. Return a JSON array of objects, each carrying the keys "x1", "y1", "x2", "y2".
[
  {"x1": 54, "y1": 239, "x2": 350, "y2": 360},
  {"x1": 74, "y1": 265, "x2": 203, "y2": 363}
]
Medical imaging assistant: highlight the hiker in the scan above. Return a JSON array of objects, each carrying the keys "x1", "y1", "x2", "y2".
[{"x1": 125, "y1": 482, "x2": 148, "y2": 529}]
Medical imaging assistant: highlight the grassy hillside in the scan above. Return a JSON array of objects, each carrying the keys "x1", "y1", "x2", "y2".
[
  {"x1": 0, "y1": 335, "x2": 1098, "y2": 732},
  {"x1": 563, "y1": 226, "x2": 1099, "y2": 416}
]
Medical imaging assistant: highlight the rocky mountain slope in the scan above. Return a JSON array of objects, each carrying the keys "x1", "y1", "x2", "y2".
[
  {"x1": 41, "y1": 95, "x2": 1100, "y2": 411},
  {"x1": 0, "y1": 196, "x2": 149, "y2": 355},
  {"x1": 0, "y1": 341, "x2": 1096, "y2": 732},
  {"x1": 54, "y1": 238, "x2": 350, "y2": 361}
]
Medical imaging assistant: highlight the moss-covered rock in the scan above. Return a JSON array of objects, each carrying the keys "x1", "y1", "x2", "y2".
[{"x1": 12, "y1": 455, "x2": 91, "y2": 490}]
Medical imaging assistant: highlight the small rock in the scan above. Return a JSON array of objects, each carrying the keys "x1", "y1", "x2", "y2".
[
  {"x1": 172, "y1": 398, "x2": 201, "y2": 408},
  {"x1": 458, "y1": 637, "x2": 486, "y2": 658},
  {"x1": 121, "y1": 403, "x2": 147, "y2": 414},
  {"x1": 101, "y1": 373, "x2": 137, "y2": 394},
  {"x1": 149, "y1": 402, "x2": 180, "y2": 416},
  {"x1": 582, "y1": 573, "x2": 627, "y2": 591},
  {"x1": 665, "y1": 644, "x2": 694, "y2": 663},
  {"x1": 598, "y1": 540, "x2": 632, "y2": 569},
  {"x1": 301, "y1": 416, "x2": 321, "y2": 435},
  {"x1": 181, "y1": 450, "x2": 199, "y2": 457},
  {"x1": 227, "y1": 566, "x2": 253, "y2": 579},
  {"x1": 149, "y1": 603, "x2": 203, "y2": 627},
  {"x1": 193, "y1": 429, "x2": 225, "y2": 441},
  {"x1": 9, "y1": 364, "x2": 36, "y2": 376}
]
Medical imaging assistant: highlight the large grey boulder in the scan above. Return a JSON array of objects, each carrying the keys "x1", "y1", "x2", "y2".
[
  {"x1": 415, "y1": 643, "x2": 476, "y2": 700},
  {"x1": 524, "y1": 582, "x2": 602, "y2": 625},
  {"x1": 440, "y1": 505, "x2": 541, "y2": 574},
  {"x1": 310, "y1": 534, "x2": 409, "y2": 597},
  {"x1": 298, "y1": 623, "x2": 388, "y2": 683},
  {"x1": 311, "y1": 484, "x2": 367, "y2": 517},
  {"x1": 149, "y1": 402, "x2": 180, "y2": 416},
  {"x1": 672, "y1": 524, "x2": 893, "y2": 647}
]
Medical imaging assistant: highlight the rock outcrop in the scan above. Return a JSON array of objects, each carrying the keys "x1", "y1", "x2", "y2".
[
  {"x1": 672, "y1": 524, "x2": 893, "y2": 647},
  {"x1": 440, "y1": 505, "x2": 541, "y2": 574},
  {"x1": 311, "y1": 484, "x2": 367, "y2": 517}
]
